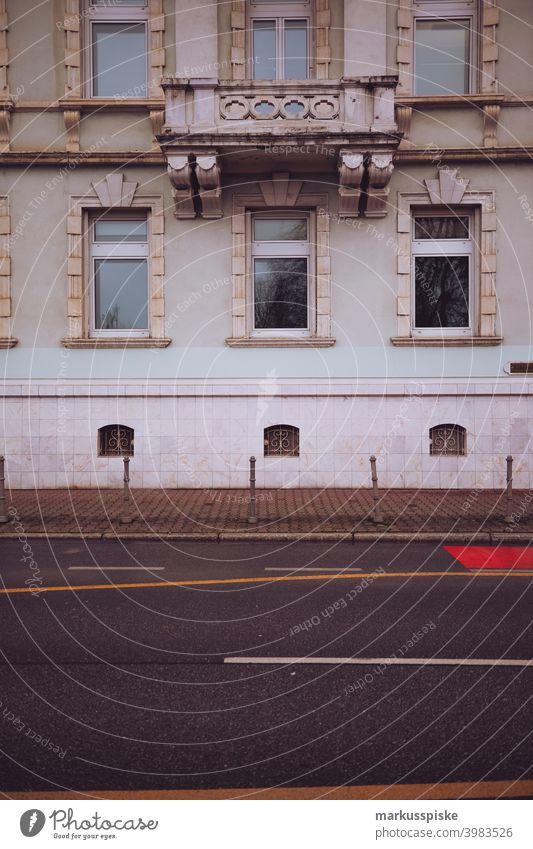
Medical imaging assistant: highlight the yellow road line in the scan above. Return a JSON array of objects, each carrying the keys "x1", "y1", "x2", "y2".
[
  {"x1": 1, "y1": 571, "x2": 533, "y2": 595},
  {"x1": 3, "y1": 779, "x2": 532, "y2": 801}
]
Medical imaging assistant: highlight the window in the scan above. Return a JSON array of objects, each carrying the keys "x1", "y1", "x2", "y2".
[
  {"x1": 87, "y1": 0, "x2": 148, "y2": 98},
  {"x1": 98, "y1": 424, "x2": 134, "y2": 457},
  {"x1": 90, "y1": 214, "x2": 149, "y2": 337},
  {"x1": 412, "y1": 212, "x2": 473, "y2": 336},
  {"x1": 413, "y1": 1, "x2": 476, "y2": 95},
  {"x1": 249, "y1": 1, "x2": 311, "y2": 80},
  {"x1": 429, "y1": 424, "x2": 466, "y2": 456},
  {"x1": 264, "y1": 425, "x2": 300, "y2": 457},
  {"x1": 251, "y1": 213, "x2": 312, "y2": 335}
]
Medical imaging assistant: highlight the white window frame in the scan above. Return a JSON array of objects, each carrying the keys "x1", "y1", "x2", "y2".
[
  {"x1": 411, "y1": 210, "x2": 475, "y2": 338},
  {"x1": 249, "y1": 211, "x2": 314, "y2": 338},
  {"x1": 413, "y1": 0, "x2": 477, "y2": 95},
  {"x1": 248, "y1": 1, "x2": 312, "y2": 80},
  {"x1": 85, "y1": 0, "x2": 149, "y2": 99},
  {"x1": 89, "y1": 211, "x2": 150, "y2": 339}
]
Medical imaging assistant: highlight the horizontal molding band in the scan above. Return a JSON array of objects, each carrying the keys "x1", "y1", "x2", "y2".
[{"x1": 0, "y1": 148, "x2": 532, "y2": 167}]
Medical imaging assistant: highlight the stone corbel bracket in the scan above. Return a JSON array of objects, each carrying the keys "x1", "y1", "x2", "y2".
[
  {"x1": 483, "y1": 103, "x2": 500, "y2": 148},
  {"x1": 338, "y1": 151, "x2": 365, "y2": 216},
  {"x1": 62, "y1": 107, "x2": 81, "y2": 153},
  {"x1": 338, "y1": 151, "x2": 394, "y2": 217},
  {"x1": 196, "y1": 155, "x2": 223, "y2": 219},
  {"x1": 366, "y1": 153, "x2": 394, "y2": 217},
  {"x1": 167, "y1": 153, "x2": 222, "y2": 218},
  {"x1": 167, "y1": 155, "x2": 196, "y2": 219},
  {"x1": 395, "y1": 104, "x2": 413, "y2": 144}
]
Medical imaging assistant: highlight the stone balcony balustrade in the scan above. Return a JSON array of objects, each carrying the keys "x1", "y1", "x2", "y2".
[{"x1": 158, "y1": 76, "x2": 400, "y2": 219}]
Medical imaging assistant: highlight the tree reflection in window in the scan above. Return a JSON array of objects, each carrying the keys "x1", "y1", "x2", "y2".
[
  {"x1": 254, "y1": 257, "x2": 308, "y2": 329},
  {"x1": 415, "y1": 255, "x2": 469, "y2": 328}
]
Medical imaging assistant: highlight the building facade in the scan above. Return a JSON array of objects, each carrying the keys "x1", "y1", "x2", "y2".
[{"x1": 1, "y1": 0, "x2": 532, "y2": 489}]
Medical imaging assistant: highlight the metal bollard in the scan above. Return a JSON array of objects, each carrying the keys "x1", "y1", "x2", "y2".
[
  {"x1": 0, "y1": 456, "x2": 7, "y2": 523},
  {"x1": 504, "y1": 454, "x2": 514, "y2": 525},
  {"x1": 120, "y1": 456, "x2": 134, "y2": 524},
  {"x1": 247, "y1": 455, "x2": 258, "y2": 525},
  {"x1": 369, "y1": 455, "x2": 384, "y2": 524}
]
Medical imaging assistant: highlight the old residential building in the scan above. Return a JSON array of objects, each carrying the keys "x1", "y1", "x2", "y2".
[{"x1": 1, "y1": 0, "x2": 532, "y2": 489}]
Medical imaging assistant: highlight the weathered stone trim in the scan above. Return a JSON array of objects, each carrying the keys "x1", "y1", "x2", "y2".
[
  {"x1": 0, "y1": 194, "x2": 16, "y2": 347},
  {"x1": 396, "y1": 171, "x2": 497, "y2": 340},
  {"x1": 64, "y1": 176, "x2": 166, "y2": 345},
  {"x1": 0, "y1": 0, "x2": 11, "y2": 152},
  {"x1": 396, "y1": 0, "x2": 415, "y2": 95},
  {"x1": 229, "y1": 179, "x2": 332, "y2": 344},
  {"x1": 148, "y1": 0, "x2": 165, "y2": 97},
  {"x1": 481, "y1": 0, "x2": 499, "y2": 94},
  {"x1": 315, "y1": 0, "x2": 331, "y2": 80},
  {"x1": 64, "y1": 0, "x2": 82, "y2": 98},
  {"x1": 231, "y1": 0, "x2": 246, "y2": 80},
  {"x1": 232, "y1": 0, "x2": 331, "y2": 80}
]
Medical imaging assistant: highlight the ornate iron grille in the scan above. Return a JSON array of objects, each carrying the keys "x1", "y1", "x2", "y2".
[
  {"x1": 429, "y1": 424, "x2": 466, "y2": 456},
  {"x1": 98, "y1": 424, "x2": 134, "y2": 457},
  {"x1": 264, "y1": 424, "x2": 299, "y2": 457}
]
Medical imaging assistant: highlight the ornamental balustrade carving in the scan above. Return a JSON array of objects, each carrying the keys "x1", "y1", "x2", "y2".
[{"x1": 161, "y1": 77, "x2": 397, "y2": 132}]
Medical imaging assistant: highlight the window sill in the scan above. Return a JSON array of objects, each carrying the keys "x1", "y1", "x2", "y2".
[
  {"x1": 58, "y1": 98, "x2": 165, "y2": 112},
  {"x1": 396, "y1": 94, "x2": 506, "y2": 108},
  {"x1": 390, "y1": 336, "x2": 503, "y2": 347},
  {"x1": 60, "y1": 337, "x2": 171, "y2": 349},
  {"x1": 225, "y1": 336, "x2": 336, "y2": 348},
  {"x1": 0, "y1": 337, "x2": 18, "y2": 349}
]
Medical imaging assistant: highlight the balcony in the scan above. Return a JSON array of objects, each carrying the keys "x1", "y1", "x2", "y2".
[{"x1": 158, "y1": 77, "x2": 400, "y2": 219}]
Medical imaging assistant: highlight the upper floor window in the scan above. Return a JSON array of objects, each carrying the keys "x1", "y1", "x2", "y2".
[
  {"x1": 87, "y1": 0, "x2": 148, "y2": 98},
  {"x1": 249, "y1": 1, "x2": 311, "y2": 80},
  {"x1": 412, "y1": 212, "x2": 473, "y2": 336},
  {"x1": 413, "y1": 1, "x2": 476, "y2": 95},
  {"x1": 251, "y1": 213, "x2": 312, "y2": 336},
  {"x1": 90, "y1": 213, "x2": 149, "y2": 337}
]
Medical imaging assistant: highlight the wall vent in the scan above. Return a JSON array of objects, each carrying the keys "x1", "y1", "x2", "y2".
[{"x1": 509, "y1": 362, "x2": 533, "y2": 374}]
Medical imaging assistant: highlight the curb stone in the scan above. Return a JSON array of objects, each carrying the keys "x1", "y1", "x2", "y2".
[{"x1": 0, "y1": 531, "x2": 526, "y2": 543}]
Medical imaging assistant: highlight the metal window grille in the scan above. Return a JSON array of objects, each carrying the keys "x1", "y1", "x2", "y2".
[
  {"x1": 98, "y1": 424, "x2": 134, "y2": 457},
  {"x1": 264, "y1": 424, "x2": 299, "y2": 457},
  {"x1": 429, "y1": 423, "x2": 466, "y2": 456}
]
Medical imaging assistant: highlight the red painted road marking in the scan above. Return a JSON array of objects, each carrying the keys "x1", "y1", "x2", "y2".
[{"x1": 445, "y1": 546, "x2": 533, "y2": 570}]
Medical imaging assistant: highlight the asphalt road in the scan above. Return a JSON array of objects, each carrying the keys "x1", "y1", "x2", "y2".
[{"x1": 0, "y1": 539, "x2": 532, "y2": 797}]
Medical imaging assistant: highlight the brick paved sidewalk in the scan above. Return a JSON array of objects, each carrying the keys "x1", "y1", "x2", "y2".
[{"x1": 1, "y1": 487, "x2": 532, "y2": 537}]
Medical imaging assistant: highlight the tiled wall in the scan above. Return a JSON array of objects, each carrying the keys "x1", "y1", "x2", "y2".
[{"x1": 1, "y1": 381, "x2": 532, "y2": 489}]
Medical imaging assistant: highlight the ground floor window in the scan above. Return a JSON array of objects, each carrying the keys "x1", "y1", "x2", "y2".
[
  {"x1": 98, "y1": 424, "x2": 134, "y2": 456},
  {"x1": 412, "y1": 212, "x2": 473, "y2": 336},
  {"x1": 90, "y1": 213, "x2": 149, "y2": 336},
  {"x1": 429, "y1": 423, "x2": 466, "y2": 456},
  {"x1": 252, "y1": 212, "x2": 311, "y2": 336},
  {"x1": 264, "y1": 424, "x2": 300, "y2": 457}
]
